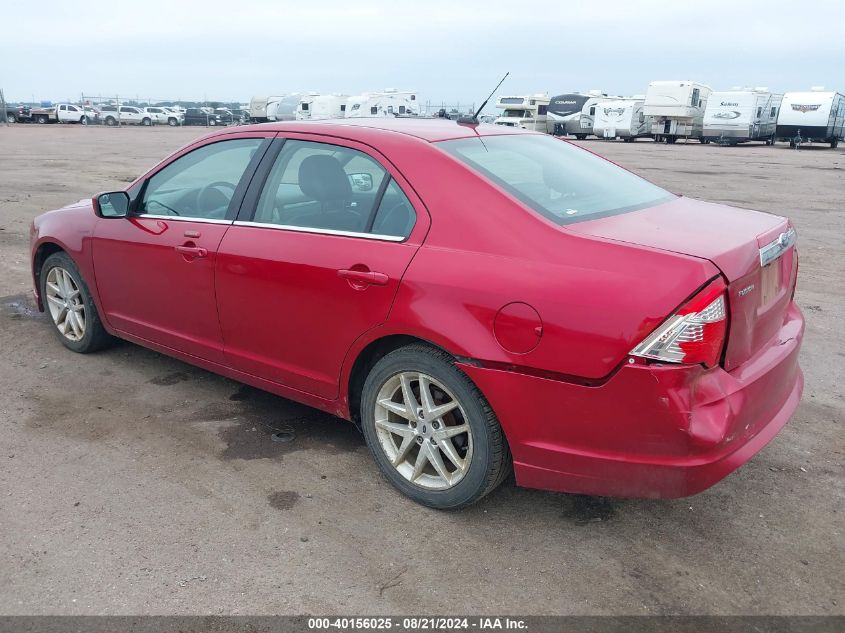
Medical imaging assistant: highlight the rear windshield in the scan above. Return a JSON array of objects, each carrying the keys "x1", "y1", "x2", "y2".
[{"x1": 438, "y1": 134, "x2": 674, "y2": 224}]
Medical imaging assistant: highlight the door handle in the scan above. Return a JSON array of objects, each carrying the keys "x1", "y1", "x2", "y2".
[
  {"x1": 337, "y1": 269, "x2": 389, "y2": 286},
  {"x1": 175, "y1": 244, "x2": 208, "y2": 258}
]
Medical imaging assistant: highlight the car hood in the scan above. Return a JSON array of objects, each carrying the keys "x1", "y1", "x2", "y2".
[{"x1": 565, "y1": 196, "x2": 787, "y2": 281}]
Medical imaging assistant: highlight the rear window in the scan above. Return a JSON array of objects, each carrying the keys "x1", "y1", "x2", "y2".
[{"x1": 438, "y1": 134, "x2": 674, "y2": 224}]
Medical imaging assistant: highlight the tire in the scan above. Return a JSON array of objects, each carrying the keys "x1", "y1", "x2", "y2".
[
  {"x1": 167, "y1": 117, "x2": 178, "y2": 127},
  {"x1": 5, "y1": 113, "x2": 16, "y2": 124},
  {"x1": 80, "y1": 116, "x2": 88, "y2": 126},
  {"x1": 105, "y1": 116, "x2": 116, "y2": 126},
  {"x1": 361, "y1": 344, "x2": 511, "y2": 509},
  {"x1": 37, "y1": 114, "x2": 48, "y2": 124},
  {"x1": 141, "y1": 117, "x2": 151, "y2": 126},
  {"x1": 831, "y1": 139, "x2": 839, "y2": 149},
  {"x1": 40, "y1": 252, "x2": 113, "y2": 353},
  {"x1": 208, "y1": 119, "x2": 216, "y2": 127},
  {"x1": 575, "y1": 134, "x2": 586, "y2": 140}
]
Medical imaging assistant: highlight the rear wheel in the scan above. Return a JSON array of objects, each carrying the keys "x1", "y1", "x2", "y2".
[
  {"x1": 105, "y1": 116, "x2": 116, "y2": 126},
  {"x1": 40, "y1": 252, "x2": 112, "y2": 353},
  {"x1": 831, "y1": 139, "x2": 839, "y2": 149},
  {"x1": 5, "y1": 113, "x2": 16, "y2": 124},
  {"x1": 141, "y1": 117, "x2": 151, "y2": 126},
  {"x1": 36, "y1": 114, "x2": 48, "y2": 124},
  {"x1": 167, "y1": 117, "x2": 178, "y2": 126},
  {"x1": 361, "y1": 345, "x2": 511, "y2": 509},
  {"x1": 575, "y1": 134, "x2": 586, "y2": 140}
]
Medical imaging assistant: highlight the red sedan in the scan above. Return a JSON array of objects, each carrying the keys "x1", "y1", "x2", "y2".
[{"x1": 29, "y1": 119, "x2": 804, "y2": 509}]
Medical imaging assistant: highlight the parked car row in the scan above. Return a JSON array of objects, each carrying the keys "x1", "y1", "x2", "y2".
[{"x1": 3, "y1": 104, "x2": 250, "y2": 127}]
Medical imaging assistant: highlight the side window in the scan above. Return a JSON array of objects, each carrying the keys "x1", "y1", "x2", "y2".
[
  {"x1": 771, "y1": 107, "x2": 777, "y2": 117},
  {"x1": 371, "y1": 180, "x2": 416, "y2": 238},
  {"x1": 589, "y1": 106, "x2": 596, "y2": 116},
  {"x1": 254, "y1": 139, "x2": 410, "y2": 237},
  {"x1": 140, "y1": 138, "x2": 264, "y2": 220},
  {"x1": 691, "y1": 88, "x2": 700, "y2": 107},
  {"x1": 756, "y1": 107, "x2": 762, "y2": 118}
]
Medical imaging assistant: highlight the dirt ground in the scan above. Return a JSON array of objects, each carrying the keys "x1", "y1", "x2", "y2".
[{"x1": 0, "y1": 125, "x2": 842, "y2": 616}]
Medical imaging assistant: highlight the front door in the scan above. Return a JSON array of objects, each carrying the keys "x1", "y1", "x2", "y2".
[
  {"x1": 92, "y1": 135, "x2": 270, "y2": 363},
  {"x1": 215, "y1": 136, "x2": 429, "y2": 399}
]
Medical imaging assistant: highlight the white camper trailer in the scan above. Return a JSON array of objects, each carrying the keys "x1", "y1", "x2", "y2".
[
  {"x1": 345, "y1": 90, "x2": 420, "y2": 118},
  {"x1": 296, "y1": 94, "x2": 348, "y2": 120},
  {"x1": 644, "y1": 80, "x2": 712, "y2": 143},
  {"x1": 776, "y1": 89, "x2": 845, "y2": 148},
  {"x1": 546, "y1": 93, "x2": 595, "y2": 136},
  {"x1": 703, "y1": 89, "x2": 783, "y2": 144},
  {"x1": 249, "y1": 95, "x2": 299, "y2": 122},
  {"x1": 592, "y1": 98, "x2": 650, "y2": 141},
  {"x1": 494, "y1": 94, "x2": 550, "y2": 131}
]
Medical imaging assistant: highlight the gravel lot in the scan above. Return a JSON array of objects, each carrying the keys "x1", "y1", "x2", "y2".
[{"x1": 0, "y1": 125, "x2": 841, "y2": 615}]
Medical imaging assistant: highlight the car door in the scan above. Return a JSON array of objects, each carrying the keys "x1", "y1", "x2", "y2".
[
  {"x1": 215, "y1": 135, "x2": 430, "y2": 399},
  {"x1": 92, "y1": 133, "x2": 272, "y2": 363}
]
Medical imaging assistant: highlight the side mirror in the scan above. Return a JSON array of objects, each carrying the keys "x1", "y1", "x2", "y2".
[
  {"x1": 348, "y1": 173, "x2": 374, "y2": 192},
  {"x1": 93, "y1": 191, "x2": 130, "y2": 218}
]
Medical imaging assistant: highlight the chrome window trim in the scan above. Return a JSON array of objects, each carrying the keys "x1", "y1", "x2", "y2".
[
  {"x1": 232, "y1": 220, "x2": 406, "y2": 242},
  {"x1": 133, "y1": 214, "x2": 234, "y2": 225},
  {"x1": 759, "y1": 227, "x2": 796, "y2": 267}
]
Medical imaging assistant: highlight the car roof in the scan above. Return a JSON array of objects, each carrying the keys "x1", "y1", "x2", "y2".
[{"x1": 235, "y1": 118, "x2": 534, "y2": 143}]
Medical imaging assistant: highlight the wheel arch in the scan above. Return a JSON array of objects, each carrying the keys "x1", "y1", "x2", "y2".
[
  {"x1": 32, "y1": 241, "x2": 68, "y2": 310},
  {"x1": 345, "y1": 334, "x2": 467, "y2": 425}
]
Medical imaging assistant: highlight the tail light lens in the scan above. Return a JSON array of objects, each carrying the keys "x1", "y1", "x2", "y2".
[{"x1": 630, "y1": 280, "x2": 727, "y2": 368}]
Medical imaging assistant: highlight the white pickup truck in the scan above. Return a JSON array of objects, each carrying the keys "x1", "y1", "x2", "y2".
[
  {"x1": 142, "y1": 106, "x2": 183, "y2": 126},
  {"x1": 30, "y1": 104, "x2": 90, "y2": 124},
  {"x1": 99, "y1": 105, "x2": 152, "y2": 126}
]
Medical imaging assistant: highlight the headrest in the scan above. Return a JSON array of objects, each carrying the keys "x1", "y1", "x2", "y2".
[{"x1": 298, "y1": 155, "x2": 352, "y2": 202}]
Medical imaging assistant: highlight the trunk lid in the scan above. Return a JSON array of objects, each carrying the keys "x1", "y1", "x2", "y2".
[{"x1": 567, "y1": 196, "x2": 798, "y2": 370}]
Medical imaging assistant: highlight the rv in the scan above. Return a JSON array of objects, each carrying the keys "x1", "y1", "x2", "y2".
[
  {"x1": 703, "y1": 89, "x2": 783, "y2": 145},
  {"x1": 248, "y1": 95, "x2": 300, "y2": 122},
  {"x1": 644, "y1": 80, "x2": 712, "y2": 143},
  {"x1": 592, "y1": 98, "x2": 650, "y2": 141},
  {"x1": 296, "y1": 94, "x2": 348, "y2": 121},
  {"x1": 494, "y1": 94, "x2": 550, "y2": 132},
  {"x1": 546, "y1": 93, "x2": 595, "y2": 136},
  {"x1": 345, "y1": 90, "x2": 420, "y2": 118},
  {"x1": 776, "y1": 89, "x2": 845, "y2": 148}
]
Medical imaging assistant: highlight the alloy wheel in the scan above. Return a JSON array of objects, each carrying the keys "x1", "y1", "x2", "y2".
[
  {"x1": 374, "y1": 372, "x2": 473, "y2": 490},
  {"x1": 45, "y1": 266, "x2": 86, "y2": 342}
]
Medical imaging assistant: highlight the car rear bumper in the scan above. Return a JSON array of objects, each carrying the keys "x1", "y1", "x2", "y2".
[{"x1": 459, "y1": 302, "x2": 804, "y2": 498}]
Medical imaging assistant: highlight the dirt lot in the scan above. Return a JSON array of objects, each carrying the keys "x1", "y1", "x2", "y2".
[{"x1": 0, "y1": 125, "x2": 842, "y2": 615}]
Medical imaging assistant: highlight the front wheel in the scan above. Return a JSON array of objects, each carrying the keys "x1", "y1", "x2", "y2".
[
  {"x1": 168, "y1": 117, "x2": 178, "y2": 126},
  {"x1": 361, "y1": 345, "x2": 511, "y2": 509},
  {"x1": 141, "y1": 117, "x2": 151, "y2": 126},
  {"x1": 5, "y1": 113, "x2": 16, "y2": 124},
  {"x1": 831, "y1": 139, "x2": 839, "y2": 149},
  {"x1": 40, "y1": 252, "x2": 113, "y2": 353}
]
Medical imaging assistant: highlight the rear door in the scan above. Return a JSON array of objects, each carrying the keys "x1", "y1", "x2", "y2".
[
  {"x1": 215, "y1": 134, "x2": 430, "y2": 399},
  {"x1": 92, "y1": 133, "x2": 272, "y2": 362}
]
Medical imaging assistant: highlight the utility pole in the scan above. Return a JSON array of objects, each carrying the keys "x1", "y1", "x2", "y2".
[{"x1": 0, "y1": 88, "x2": 9, "y2": 126}]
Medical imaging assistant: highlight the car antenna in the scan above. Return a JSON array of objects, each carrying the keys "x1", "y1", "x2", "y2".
[{"x1": 457, "y1": 72, "x2": 509, "y2": 126}]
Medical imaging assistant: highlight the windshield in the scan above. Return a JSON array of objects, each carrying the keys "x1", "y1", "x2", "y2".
[{"x1": 438, "y1": 134, "x2": 674, "y2": 224}]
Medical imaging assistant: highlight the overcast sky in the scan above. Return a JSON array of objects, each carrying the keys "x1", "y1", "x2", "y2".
[{"x1": 3, "y1": 0, "x2": 844, "y2": 109}]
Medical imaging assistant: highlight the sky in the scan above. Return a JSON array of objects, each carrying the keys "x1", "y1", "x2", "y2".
[{"x1": 2, "y1": 0, "x2": 844, "y2": 110}]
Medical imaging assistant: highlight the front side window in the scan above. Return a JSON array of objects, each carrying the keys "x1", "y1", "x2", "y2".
[
  {"x1": 139, "y1": 138, "x2": 264, "y2": 220},
  {"x1": 439, "y1": 135, "x2": 674, "y2": 225},
  {"x1": 253, "y1": 139, "x2": 414, "y2": 238},
  {"x1": 691, "y1": 88, "x2": 700, "y2": 107},
  {"x1": 370, "y1": 106, "x2": 378, "y2": 115}
]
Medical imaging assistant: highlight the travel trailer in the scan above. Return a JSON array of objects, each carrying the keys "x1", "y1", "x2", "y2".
[
  {"x1": 546, "y1": 93, "x2": 594, "y2": 135},
  {"x1": 592, "y1": 98, "x2": 650, "y2": 141},
  {"x1": 249, "y1": 95, "x2": 299, "y2": 122},
  {"x1": 345, "y1": 90, "x2": 420, "y2": 118},
  {"x1": 494, "y1": 94, "x2": 550, "y2": 131},
  {"x1": 702, "y1": 89, "x2": 783, "y2": 144},
  {"x1": 644, "y1": 81, "x2": 712, "y2": 143},
  {"x1": 296, "y1": 94, "x2": 348, "y2": 120},
  {"x1": 776, "y1": 89, "x2": 845, "y2": 147}
]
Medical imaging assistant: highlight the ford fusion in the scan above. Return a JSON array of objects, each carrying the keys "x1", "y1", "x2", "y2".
[{"x1": 30, "y1": 119, "x2": 804, "y2": 509}]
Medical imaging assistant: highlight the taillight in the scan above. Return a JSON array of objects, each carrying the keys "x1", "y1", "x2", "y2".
[{"x1": 630, "y1": 280, "x2": 727, "y2": 368}]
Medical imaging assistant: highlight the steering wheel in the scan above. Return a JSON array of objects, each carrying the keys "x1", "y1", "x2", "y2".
[{"x1": 196, "y1": 181, "x2": 237, "y2": 218}]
